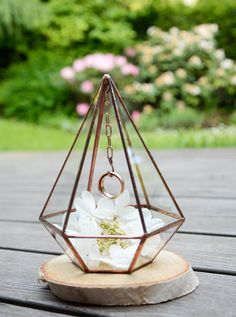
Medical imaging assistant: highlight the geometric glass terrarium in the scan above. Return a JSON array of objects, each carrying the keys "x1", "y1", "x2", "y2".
[{"x1": 39, "y1": 74, "x2": 185, "y2": 273}]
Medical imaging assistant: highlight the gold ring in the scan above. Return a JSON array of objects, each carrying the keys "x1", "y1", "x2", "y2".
[{"x1": 98, "y1": 172, "x2": 125, "y2": 199}]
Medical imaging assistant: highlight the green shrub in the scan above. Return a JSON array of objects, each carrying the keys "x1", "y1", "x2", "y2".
[
  {"x1": 41, "y1": 0, "x2": 137, "y2": 53},
  {"x1": 0, "y1": 51, "x2": 74, "y2": 122},
  {"x1": 139, "y1": 108, "x2": 203, "y2": 131},
  {"x1": 147, "y1": 0, "x2": 236, "y2": 60},
  {"x1": 159, "y1": 108, "x2": 204, "y2": 129},
  {"x1": 124, "y1": 24, "x2": 236, "y2": 114},
  {"x1": 0, "y1": 0, "x2": 48, "y2": 67},
  {"x1": 229, "y1": 111, "x2": 236, "y2": 125}
]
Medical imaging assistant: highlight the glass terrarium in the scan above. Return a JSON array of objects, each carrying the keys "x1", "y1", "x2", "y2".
[{"x1": 39, "y1": 74, "x2": 185, "y2": 273}]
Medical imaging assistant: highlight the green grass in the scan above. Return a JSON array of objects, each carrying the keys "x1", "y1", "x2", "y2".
[{"x1": 0, "y1": 119, "x2": 236, "y2": 151}]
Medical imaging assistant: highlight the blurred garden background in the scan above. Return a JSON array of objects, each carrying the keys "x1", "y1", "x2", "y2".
[{"x1": 1, "y1": 0, "x2": 236, "y2": 150}]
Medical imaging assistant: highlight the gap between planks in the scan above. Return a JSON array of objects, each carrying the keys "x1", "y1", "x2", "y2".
[
  {"x1": 0, "y1": 249, "x2": 235, "y2": 317},
  {"x1": 0, "y1": 218, "x2": 235, "y2": 238}
]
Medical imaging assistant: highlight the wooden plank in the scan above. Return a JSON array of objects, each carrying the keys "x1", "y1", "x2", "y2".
[
  {"x1": 0, "y1": 249, "x2": 235, "y2": 317},
  {"x1": 0, "y1": 148, "x2": 235, "y2": 198},
  {"x1": 0, "y1": 303, "x2": 70, "y2": 317},
  {"x1": 0, "y1": 222, "x2": 235, "y2": 274},
  {"x1": 0, "y1": 197, "x2": 235, "y2": 236},
  {"x1": 0, "y1": 149, "x2": 235, "y2": 236}
]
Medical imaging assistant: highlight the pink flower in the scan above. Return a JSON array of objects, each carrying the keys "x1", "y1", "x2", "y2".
[
  {"x1": 131, "y1": 111, "x2": 141, "y2": 122},
  {"x1": 76, "y1": 103, "x2": 89, "y2": 116},
  {"x1": 73, "y1": 59, "x2": 86, "y2": 72},
  {"x1": 60, "y1": 67, "x2": 75, "y2": 80},
  {"x1": 84, "y1": 54, "x2": 97, "y2": 68},
  {"x1": 114, "y1": 56, "x2": 127, "y2": 67},
  {"x1": 80, "y1": 80, "x2": 94, "y2": 93},
  {"x1": 121, "y1": 64, "x2": 139, "y2": 76},
  {"x1": 125, "y1": 48, "x2": 136, "y2": 57},
  {"x1": 84, "y1": 53, "x2": 115, "y2": 72}
]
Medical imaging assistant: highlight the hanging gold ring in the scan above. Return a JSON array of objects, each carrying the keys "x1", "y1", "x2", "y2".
[{"x1": 98, "y1": 172, "x2": 125, "y2": 199}]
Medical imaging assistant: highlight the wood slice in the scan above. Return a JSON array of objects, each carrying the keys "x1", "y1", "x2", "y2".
[{"x1": 39, "y1": 250, "x2": 199, "y2": 306}]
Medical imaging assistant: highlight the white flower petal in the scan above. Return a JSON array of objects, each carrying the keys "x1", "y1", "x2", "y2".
[
  {"x1": 110, "y1": 244, "x2": 137, "y2": 267},
  {"x1": 97, "y1": 244, "x2": 138, "y2": 269},
  {"x1": 73, "y1": 238, "x2": 100, "y2": 266},
  {"x1": 146, "y1": 218, "x2": 165, "y2": 233},
  {"x1": 79, "y1": 215, "x2": 102, "y2": 235},
  {"x1": 97, "y1": 197, "x2": 114, "y2": 210},
  {"x1": 82, "y1": 191, "x2": 96, "y2": 211},
  {"x1": 96, "y1": 209, "x2": 114, "y2": 220},
  {"x1": 96, "y1": 197, "x2": 115, "y2": 220},
  {"x1": 123, "y1": 219, "x2": 144, "y2": 235},
  {"x1": 118, "y1": 206, "x2": 139, "y2": 222},
  {"x1": 115, "y1": 189, "x2": 130, "y2": 209},
  {"x1": 74, "y1": 197, "x2": 90, "y2": 215},
  {"x1": 142, "y1": 208, "x2": 152, "y2": 221}
]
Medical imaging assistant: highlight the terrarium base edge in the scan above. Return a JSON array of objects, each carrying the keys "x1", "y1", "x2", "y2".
[{"x1": 38, "y1": 250, "x2": 199, "y2": 306}]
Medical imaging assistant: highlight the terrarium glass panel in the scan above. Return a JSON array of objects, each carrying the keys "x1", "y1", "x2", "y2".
[{"x1": 39, "y1": 75, "x2": 184, "y2": 273}]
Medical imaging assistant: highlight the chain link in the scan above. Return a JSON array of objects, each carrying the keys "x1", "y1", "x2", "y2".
[{"x1": 105, "y1": 97, "x2": 114, "y2": 172}]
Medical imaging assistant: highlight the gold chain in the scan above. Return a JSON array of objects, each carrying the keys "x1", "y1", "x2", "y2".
[
  {"x1": 105, "y1": 96, "x2": 114, "y2": 172},
  {"x1": 97, "y1": 90, "x2": 125, "y2": 199}
]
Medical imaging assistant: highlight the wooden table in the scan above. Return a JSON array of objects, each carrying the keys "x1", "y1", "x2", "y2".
[{"x1": 0, "y1": 148, "x2": 235, "y2": 316}]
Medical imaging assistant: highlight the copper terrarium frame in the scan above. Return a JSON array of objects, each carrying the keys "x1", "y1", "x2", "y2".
[{"x1": 39, "y1": 74, "x2": 185, "y2": 273}]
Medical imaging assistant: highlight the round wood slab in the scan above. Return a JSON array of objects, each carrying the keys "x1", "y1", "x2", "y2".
[{"x1": 39, "y1": 250, "x2": 199, "y2": 306}]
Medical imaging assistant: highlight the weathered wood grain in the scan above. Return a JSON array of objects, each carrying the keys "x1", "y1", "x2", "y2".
[
  {"x1": 0, "y1": 148, "x2": 235, "y2": 199},
  {"x1": 0, "y1": 197, "x2": 235, "y2": 235},
  {"x1": 0, "y1": 149, "x2": 235, "y2": 317},
  {"x1": 0, "y1": 221, "x2": 235, "y2": 274},
  {"x1": 39, "y1": 252, "x2": 199, "y2": 306},
  {"x1": 0, "y1": 149, "x2": 235, "y2": 236},
  {"x1": 0, "y1": 249, "x2": 235, "y2": 317},
  {"x1": 0, "y1": 303, "x2": 70, "y2": 317}
]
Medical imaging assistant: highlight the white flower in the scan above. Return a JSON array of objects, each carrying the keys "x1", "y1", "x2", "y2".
[
  {"x1": 184, "y1": 83, "x2": 201, "y2": 96},
  {"x1": 133, "y1": 82, "x2": 154, "y2": 94},
  {"x1": 230, "y1": 75, "x2": 236, "y2": 86},
  {"x1": 162, "y1": 91, "x2": 173, "y2": 102},
  {"x1": 189, "y1": 55, "x2": 202, "y2": 67},
  {"x1": 214, "y1": 49, "x2": 225, "y2": 61},
  {"x1": 63, "y1": 190, "x2": 165, "y2": 269},
  {"x1": 176, "y1": 68, "x2": 187, "y2": 79},
  {"x1": 173, "y1": 48, "x2": 184, "y2": 57},
  {"x1": 194, "y1": 24, "x2": 218, "y2": 39},
  {"x1": 221, "y1": 59, "x2": 234, "y2": 70},
  {"x1": 198, "y1": 76, "x2": 208, "y2": 85},
  {"x1": 198, "y1": 40, "x2": 214, "y2": 51},
  {"x1": 216, "y1": 68, "x2": 225, "y2": 77},
  {"x1": 155, "y1": 71, "x2": 175, "y2": 86}
]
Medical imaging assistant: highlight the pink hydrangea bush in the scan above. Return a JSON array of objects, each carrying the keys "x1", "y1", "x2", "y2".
[{"x1": 60, "y1": 53, "x2": 139, "y2": 116}]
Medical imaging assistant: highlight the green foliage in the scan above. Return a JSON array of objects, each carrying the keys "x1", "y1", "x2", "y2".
[
  {"x1": 0, "y1": 0, "x2": 48, "y2": 66},
  {"x1": 148, "y1": 0, "x2": 236, "y2": 60},
  {"x1": 0, "y1": 51, "x2": 74, "y2": 122},
  {"x1": 191, "y1": 0, "x2": 236, "y2": 60},
  {"x1": 229, "y1": 111, "x2": 236, "y2": 125},
  {"x1": 139, "y1": 108, "x2": 204, "y2": 131},
  {"x1": 124, "y1": 24, "x2": 236, "y2": 115},
  {"x1": 1, "y1": 0, "x2": 236, "y2": 127},
  {"x1": 41, "y1": 0, "x2": 136, "y2": 53}
]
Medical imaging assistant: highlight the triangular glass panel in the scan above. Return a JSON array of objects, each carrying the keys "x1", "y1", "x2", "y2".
[{"x1": 39, "y1": 74, "x2": 184, "y2": 273}]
